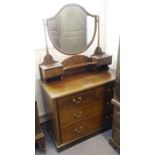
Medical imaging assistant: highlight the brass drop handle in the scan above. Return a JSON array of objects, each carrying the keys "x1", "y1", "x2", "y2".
[
  {"x1": 72, "y1": 111, "x2": 82, "y2": 118},
  {"x1": 74, "y1": 126, "x2": 83, "y2": 133},
  {"x1": 73, "y1": 96, "x2": 82, "y2": 104}
]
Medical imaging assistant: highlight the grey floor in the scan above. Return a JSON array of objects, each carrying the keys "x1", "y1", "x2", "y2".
[{"x1": 35, "y1": 126, "x2": 119, "y2": 155}]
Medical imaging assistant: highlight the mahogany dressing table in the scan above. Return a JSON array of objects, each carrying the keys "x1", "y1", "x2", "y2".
[{"x1": 38, "y1": 4, "x2": 116, "y2": 150}]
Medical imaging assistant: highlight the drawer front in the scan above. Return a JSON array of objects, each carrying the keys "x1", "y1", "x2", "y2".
[
  {"x1": 96, "y1": 83, "x2": 114, "y2": 101},
  {"x1": 58, "y1": 89, "x2": 96, "y2": 111},
  {"x1": 42, "y1": 67, "x2": 63, "y2": 80},
  {"x1": 61, "y1": 115, "x2": 104, "y2": 143},
  {"x1": 60, "y1": 101, "x2": 104, "y2": 128},
  {"x1": 103, "y1": 111, "x2": 113, "y2": 125},
  {"x1": 104, "y1": 83, "x2": 114, "y2": 100},
  {"x1": 104, "y1": 100, "x2": 114, "y2": 111}
]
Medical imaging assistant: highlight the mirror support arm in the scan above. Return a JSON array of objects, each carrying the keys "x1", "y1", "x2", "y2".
[
  {"x1": 92, "y1": 15, "x2": 104, "y2": 56},
  {"x1": 43, "y1": 19, "x2": 57, "y2": 64},
  {"x1": 43, "y1": 19, "x2": 49, "y2": 54},
  {"x1": 97, "y1": 16, "x2": 100, "y2": 47}
]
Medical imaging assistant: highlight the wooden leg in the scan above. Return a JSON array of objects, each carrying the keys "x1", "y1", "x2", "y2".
[
  {"x1": 38, "y1": 137, "x2": 46, "y2": 154},
  {"x1": 36, "y1": 132, "x2": 46, "y2": 154},
  {"x1": 109, "y1": 137, "x2": 120, "y2": 150}
]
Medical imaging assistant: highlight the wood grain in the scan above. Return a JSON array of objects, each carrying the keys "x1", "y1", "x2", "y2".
[
  {"x1": 41, "y1": 69, "x2": 116, "y2": 149},
  {"x1": 41, "y1": 69, "x2": 115, "y2": 99}
]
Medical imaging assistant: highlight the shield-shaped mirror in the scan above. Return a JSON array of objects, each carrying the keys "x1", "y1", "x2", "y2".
[{"x1": 46, "y1": 4, "x2": 97, "y2": 55}]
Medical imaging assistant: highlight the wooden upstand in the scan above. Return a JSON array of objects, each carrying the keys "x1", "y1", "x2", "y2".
[{"x1": 41, "y1": 69, "x2": 116, "y2": 150}]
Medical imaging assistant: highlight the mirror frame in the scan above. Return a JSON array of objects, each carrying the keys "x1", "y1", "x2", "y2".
[{"x1": 46, "y1": 4, "x2": 98, "y2": 55}]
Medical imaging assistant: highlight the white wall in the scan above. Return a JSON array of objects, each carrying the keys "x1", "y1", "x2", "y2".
[
  {"x1": 33, "y1": 0, "x2": 106, "y2": 49},
  {"x1": 35, "y1": 0, "x2": 119, "y2": 121},
  {"x1": 105, "y1": 0, "x2": 120, "y2": 69}
]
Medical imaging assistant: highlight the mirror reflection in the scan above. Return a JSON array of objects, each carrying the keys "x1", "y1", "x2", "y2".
[{"x1": 46, "y1": 4, "x2": 97, "y2": 55}]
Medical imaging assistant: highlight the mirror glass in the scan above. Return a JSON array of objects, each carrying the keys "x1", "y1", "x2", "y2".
[{"x1": 46, "y1": 4, "x2": 97, "y2": 55}]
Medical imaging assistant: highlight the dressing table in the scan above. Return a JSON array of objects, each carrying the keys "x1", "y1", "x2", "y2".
[{"x1": 39, "y1": 4, "x2": 116, "y2": 150}]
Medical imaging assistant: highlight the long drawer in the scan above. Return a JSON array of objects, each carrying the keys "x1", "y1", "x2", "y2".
[
  {"x1": 59, "y1": 101, "x2": 104, "y2": 128},
  {"x1": 60, "y1": 115, "x2": 104, "y2": 143},
  {"x1": 57, "y1": 89, "x2": 96, "y2": 112},
  {"x1": 60, "y1": 110, "x2": 113, "y2": 143},
  {"x1": 57, "y1": 83, "x2": 114, "y2": 112}
]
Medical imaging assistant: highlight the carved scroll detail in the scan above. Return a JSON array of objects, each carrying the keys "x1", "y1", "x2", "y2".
[{"x1": 62, "y1": 55, "x2": 95, "y2": 71}]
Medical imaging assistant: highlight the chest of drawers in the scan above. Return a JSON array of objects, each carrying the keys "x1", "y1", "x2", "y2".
[{"x1": 41, "y1": 69, "x2": 115, "y2": 149}]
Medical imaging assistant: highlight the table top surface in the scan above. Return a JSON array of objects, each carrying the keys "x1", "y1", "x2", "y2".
[{"x1": 41, "y1": 69, "x2": 116, "y2": 99}]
